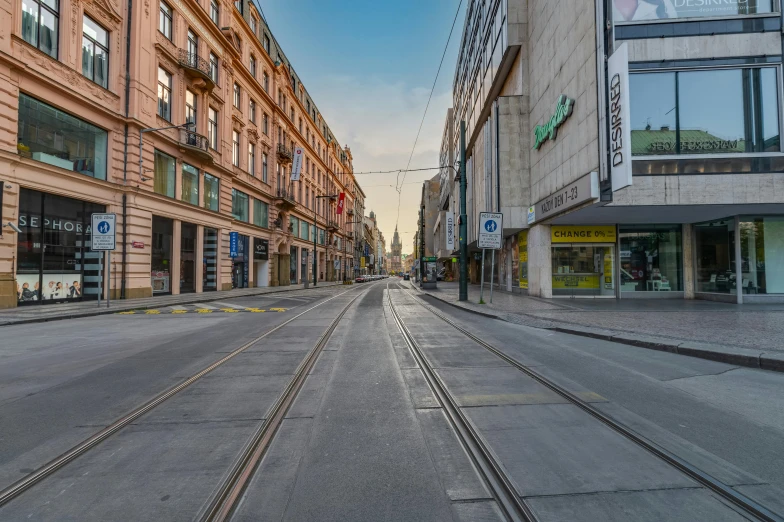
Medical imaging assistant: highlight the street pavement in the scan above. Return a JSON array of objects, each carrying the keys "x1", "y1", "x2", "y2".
[{"x1": 0, "y1": 280, "x2": 782, "y2": 520}]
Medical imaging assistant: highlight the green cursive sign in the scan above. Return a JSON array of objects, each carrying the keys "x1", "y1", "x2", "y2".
[{"x1": 533, "y1": 95, "x2": 575, "y2": 150}]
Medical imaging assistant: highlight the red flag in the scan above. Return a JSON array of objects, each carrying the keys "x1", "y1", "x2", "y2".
[{"x1": 336, "y1": 192, "x2": 346, "y2": 215}]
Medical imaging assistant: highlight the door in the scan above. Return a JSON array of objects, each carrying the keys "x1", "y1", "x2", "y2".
[{"x1": 552, "y1": 244, "x2": 615, "y2": 297}]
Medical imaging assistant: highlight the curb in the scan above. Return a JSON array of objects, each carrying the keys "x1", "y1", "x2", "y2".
[
  {"x1": 0, "y1": 283, "x2": 343, "y2": 327},
  {"x1": 414, "y1": 287, "x2": 783, "y2": 374}
]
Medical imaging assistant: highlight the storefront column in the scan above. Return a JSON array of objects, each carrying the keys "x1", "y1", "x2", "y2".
[
  {"x1": 528, "y1": 224, "x2": 552, "y2": 298},
  {"x1": 683, "y1": 224, "x2": 695, "y2": 299},
  {"x1": 195, "y1": 225, "x2": 204, "y2": 293},
  {"x1": 171, "y1": 220, "x2": 181, "y2": 295}
]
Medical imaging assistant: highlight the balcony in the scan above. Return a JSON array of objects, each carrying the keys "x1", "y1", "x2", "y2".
[
  {"x1": 326, "y1": 219, "x2": 340, "y2": 232},
  {"x1": 346, "y1": 207, "x2": 354, "y2": 216},
  {"x1": 178, "y1": 128, "x2": 212, "y2": 163},
  {"x1": 178, "y1": 49, "x2": 215, "y2": 91},
  {"x1": 277, "y1": 143, "x2": 293, "y2": 165},
  {"x1": 274, "y1": 188, "x2": 297, "y2": 210}
]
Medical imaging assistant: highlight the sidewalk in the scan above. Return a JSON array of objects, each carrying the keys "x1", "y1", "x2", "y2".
[
  {"x1": 0, "y1": 283, "x2": 343, "y2": 326},
  {"x1": 407, "y1": 281, "x2": 784, "y2": 372}
]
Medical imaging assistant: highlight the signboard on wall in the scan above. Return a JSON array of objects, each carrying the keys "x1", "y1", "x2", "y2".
[
  {"x1": 612, "y1": 0, "x2": 771, "y2": 21},
  {"x1": 608, "y1": 43, "x2": 632, "y2": 192},
  {"x1": 531, "y1": 172, "x2": 598, "y2": 224},
  {"x1": 229, "y1": 232, "x2": 239, "y2": 258},
  {"x1": 551, "y1": 226, "x2": 617, "y2": 244},
  {"x1": 254, "y1": 238, "x2": 269, "y2": 260},
  {"x1": 445, "y1": 212, "x2": 455, "y2": 251},
  {"x1": 291, "y1": 147, "x2": 303, "y2": 181}
]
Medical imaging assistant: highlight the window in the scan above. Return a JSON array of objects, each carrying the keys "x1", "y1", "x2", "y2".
[
  {"x1": 290, "y1": 107, "x2": 294, "y2": 121},
  {"x1": 249, "y1": 99, "x2": 256, "y2": 124},
  {"x1": 234, "y1": 0, "x2": 241, "y2": 13},
  {"x1": 263, "y1": 34, "x2": 270, "y2": 54},
  {"x1": 21, "y1": 0, "x2": 59, "y2": 58},
  {"x1": 232, "y1": 130, "x2": 240, "y2": 166},
  {"x1": 18, "y1": 93, "x2": 108, "y2": 180},
  {"x1": 248, "y1": 142, "x2": 255, "y2": 176},
  {"x1": 290, "y1": 216, "x2": 300, "y2": 238},
  {"x1": 631, "y1": 67, "x2": 781, "y2": 156},
  {"x1": 231, "y1": 189, "x2": 249, "y2": 222},
  {"x1": 613, "y1": 0, "x2": 776, "y2": 22},
  {"x1": 619, "y1": 225, "x2": 683, "y2": 293},
  {"x1": 739, "y1": 217, "x2": 784, "y2": 295},
  {"x1": 299, "y1": 118, "x2": 303, "y2": 134},
  {"x1": 185, "y1": 89, "x2": 196, "y2": 128},
  {"x1": 233, "y1": 83, "x2": 241, "y2": 109},
  {"x1": 208, "y1": 107, "x2": 218, "y2": 149},
  {"x1": 209, "y1": 52, "x2": 218, "y2": 82},
  {"x1": 305, "y1": 186, "x2": 310, "y2": 208},
  {"x1": 187, "y1": 29, "x2": 198, "y2": 59},
  {"x1": 249, "y1": 55, "x2": 256, "y2": 77},
  {"x1": 301, "y1": 220, "x2": 309, "y2": 240},
  {"x1": 262, "y1": 71, "x2": 269, "y2": 92},
  {"x1": 157, "y1": 67, "x2": 172, "y2": 120},
  {"x1": 250, "y1": 16, "x2": 256, "y2": 34},
  {"x1": 209, "y1": 0, "x2": 219, "y2": 25},
  {"x1": 262, "y1": 152, "x2": 268, "y2": 182},
  {"x1": 203, "y1": 173, "x2": 219, "y2": 211},
  {"x1": 82, "y1": 16, "x2": 108, "y2": 88},
  {"x1": 203, "y1": 227, "x2": 218, "y2": 291},
  {"x1": 159, "y1": 1, "x2": 172, "y2": 40},
  {"x1": 181, "y1": 163, "x2": 199, "y2": 205},
  {"x1": 253, "y1": 199, "x2": 268, "y2": 228},
  {"x1": 153, "y1": 149, "x2": 175, "y2": 197},
  {"x1": 263, "y1": 113, "x2": 268, "y2": 135}
]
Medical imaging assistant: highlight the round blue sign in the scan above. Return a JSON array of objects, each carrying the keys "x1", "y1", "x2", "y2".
[
  {"x1": 484, "y1": 220, "x2": 498, "y2": 233},
  {"x1": 97, "y1": 221, "x2": 111, "y2": 234}
]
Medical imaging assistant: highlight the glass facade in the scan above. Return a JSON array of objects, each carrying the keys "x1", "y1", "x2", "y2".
[
  {"x1": 203, "y1": 227, "x2": 218, "y2": 291},
  {"x1": 739, "y1": 217, "x2": 784, "y2": 294},
  {"x1": 695, "y1": 219, "x2": 736, "y2": 294},
  {"x1": 180, "y1": 222, "x2": 196, "y2": 293},
  {"x1": 620, "y1": 225, "x2": 683, "y2": 292},
  {"x1": 18, "y1": 94, "x2": 108, "y2": 180},
  {"x1": 16, "y1": 189, "x2": 104, "y2": 305},
  {"x1": 151, "y1": 216, "x2": 173, "y2": 294}
]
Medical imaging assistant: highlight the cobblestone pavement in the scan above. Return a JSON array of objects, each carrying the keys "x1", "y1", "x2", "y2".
[{"x1": 411, "y1": 281, "x2": 784, "y2": 354}]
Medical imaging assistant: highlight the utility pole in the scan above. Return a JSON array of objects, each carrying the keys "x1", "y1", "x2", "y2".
[{"x1": 459, "y1": 120, "x2": 468, "y2": 301}]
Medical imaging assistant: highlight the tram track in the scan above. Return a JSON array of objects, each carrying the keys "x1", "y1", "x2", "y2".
[
  {"x1": 391, "y1": 282, "x2": 784, "y2": 522},
  {"x1": 0, "y1": 283, "x2": 370, "y2": 510}
]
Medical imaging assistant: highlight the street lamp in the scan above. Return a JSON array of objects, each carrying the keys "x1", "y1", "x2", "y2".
[
  {"x1": 139, "y1": 122, "x2": 195, "y2": 182},
  {"x1": 314, "y1": 194, "x2": 338, "y2": 287}
]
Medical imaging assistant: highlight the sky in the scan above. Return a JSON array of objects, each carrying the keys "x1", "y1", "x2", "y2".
[{"x1": 259, "y1": 0, "x2": 465, "y2": 255}]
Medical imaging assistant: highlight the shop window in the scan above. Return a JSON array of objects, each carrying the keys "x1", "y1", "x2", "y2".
[
  {"x1": 180, "y1": 222, "x2": 196, "y2": 293},
  {"x1": 21, "y1": 0, "x2": 59, "y2": 59},
  {"x1": 695, "y1": 219, "x2": 736, "y2": 294},
  {"x1": 739, "y1": 217, "x2": 784, "y2": 295},
  {"x1": 17, "y1": 93, "x2": 108, "y2": 180},
  {"x1": 151, "y1": 216, "x2": 173, "y2": 294},
  {"x1": 231, "y1": 188, "x2": 248, "y2": 222},
  {"x1": 181, "y1": 163, "x2": 199, "y2": 205},
  {"x1": 153, "y1": 149, "x2": 175, "y2": 197},
  {"x1": 612, "y1": 0, "x2": 777, "y2": 22},
  {"x1": 203, "y1": 227, "x2": 218, "y2": 290},
  {"x1": 630, "y1": 67, "x2": 780, "y2": 157},
  {"x1": 203, "y1": 173, "x2": 219, "y2": 211},
  {"x1": 619, "y1": 225, "x2": 683, "y2": 292},
  {"x1": 253, "y1": 199, "x2": 268, "y2": 228},
  {"x1": 82, "y1": 15, "x2": 108, "y2": 88}
]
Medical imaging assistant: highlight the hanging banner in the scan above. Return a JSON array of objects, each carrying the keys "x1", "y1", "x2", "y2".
[
  {"x1": 608, "y1": 43, "x2": 632, "y2": 192},
  {"x1": 336, "y1": 192, "x2": 345, "y2": 215},
  {"x1": 291, "y1": 147, "x2": 303, "y2": 181},
  {"x1": 445, "y1": 212, "x2": 455, "y2": 251}
]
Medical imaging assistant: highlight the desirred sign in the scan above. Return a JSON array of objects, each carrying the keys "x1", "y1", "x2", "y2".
[{"x1": 336, "y1": 192, "x2": 345, "y2": 215}]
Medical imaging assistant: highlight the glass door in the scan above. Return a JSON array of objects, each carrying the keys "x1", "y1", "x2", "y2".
[{"x1": 552, "y1": 244, "x2": 615, "y2": 297}]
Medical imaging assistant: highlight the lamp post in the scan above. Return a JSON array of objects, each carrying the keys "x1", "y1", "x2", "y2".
[
  {"x1": 139, "y1": 122, "x2": 194, "y2": 182},
  {"x1": 314, "y1": 194, "x2": 338, "y2": 287}
]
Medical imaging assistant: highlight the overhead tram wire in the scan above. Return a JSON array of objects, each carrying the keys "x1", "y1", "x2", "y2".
[{"x1": 395, "y1": 0, "x2": 464, "y2": 227}]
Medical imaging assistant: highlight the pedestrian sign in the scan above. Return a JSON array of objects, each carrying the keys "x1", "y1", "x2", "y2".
[
  {"x1": 91, "y1": 213, "x2": 116, "y2": 251},
  {"x1": 478, "y1": 212, "x2": 503, "y2": 249}
]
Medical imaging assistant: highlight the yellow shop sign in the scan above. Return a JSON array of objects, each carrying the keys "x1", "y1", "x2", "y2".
[
  {"x1": 551, "y1": 226, "x2": 616, "y2": 243},
  {"x1": 553, "y1": 274, "x2": 601, "y2": 289}
]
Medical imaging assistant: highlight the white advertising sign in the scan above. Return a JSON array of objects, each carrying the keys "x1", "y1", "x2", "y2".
[
  {"x1": 608, "y1": 43, "x2": 632, "y2": 192},
  {"x1": 91, "y1": 213, "x2": 116, "y2": 251},
  {"x1": 291, "y1": 147, "x2": 304, "y2": 181},
  {"x1": 531, "y1": 172, "x2": 598, "y2": 224},
  {"x1": 527, "y1": 206, "x2": 535, "y2": 225},
  {"x1": 477, "y1": 212, "x2": 503, "y2": 250},
  {"x1": 445, "y1": 212, "x2": 455, "y2": 251}
]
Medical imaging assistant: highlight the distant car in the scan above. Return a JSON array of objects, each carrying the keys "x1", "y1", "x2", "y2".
[
  {"x1": 437, "y1": 268, "x2": 445, "y2": 281},
  {"x1": 355, "y1": 276, "x2": 365, "y2": 283},
  {"x1": 403, "y1": 274, "x2": 410, "y2": 281}
]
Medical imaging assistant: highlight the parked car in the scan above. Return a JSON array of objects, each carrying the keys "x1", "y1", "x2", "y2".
[
  {"x1": 355, "y1": 276, "x2": 365, "y2": 283},
  {"x1": 403, "y1": 274, "x2": 410, "y2": 281}
]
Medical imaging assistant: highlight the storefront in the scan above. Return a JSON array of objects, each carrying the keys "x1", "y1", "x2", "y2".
[
  {"x1": 253, "y1": 238, "x2": 269, "y2": 287},
  {"x1": 151, "y1": 216, "x2": 173, "y2": 295},
  {"x1": 619, "y1": 225, "x2": 683, "y2": 296},
  {"x1": 180, "y1": 222, "x2": 196, "y2": 293},
  {"x1": 289, "y1": 246, "x2": 298, "y2": 284},
  {"x1": 231, "y1": 233, "x2": 249, "y2": 289},
  {"x1": 16, "y1": 188, "x2": 105, "y2": 305},
  {"x1": 551, "y1": 226, "x2": 616, "y2": 297},
  {"x1": 518, "y1": 230, "x2": 528, "y2": 291}
]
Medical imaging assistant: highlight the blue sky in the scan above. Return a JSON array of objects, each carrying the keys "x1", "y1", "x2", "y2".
[{"x1": 259, "y1": 0, "x2": 465, "y2": 255}]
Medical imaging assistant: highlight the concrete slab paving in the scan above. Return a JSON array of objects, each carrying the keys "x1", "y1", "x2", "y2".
[
  {"x1": 434, "y1": 367, "x2": 568, "y2": 407},
  {"x1": 450, "y1": 500, "x2": 506, "y2": 522},
  {"x1": 400, "y1": 368, "x2": 440, "y2": 409}
]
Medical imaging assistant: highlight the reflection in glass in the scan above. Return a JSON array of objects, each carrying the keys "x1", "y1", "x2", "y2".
[
  {"x1": 739, "y1": 217, "x2": 784, "y2": 294},
  {"x1": 181, "y1": 163, "x2": 199, "y2": 205},
  {"x1": 203, "y1": 227, "x2": 218, "y2": 291},
  {"x1": 679, "y1": 69, "x2": 744, "y2": 152},
  {"x1": 695, "y1": 219, "x2": 736, "y2": 294},
  {"x1": 180, "y1": 222, "x2": 196, "y2": 293},
  {"x1": 231, "y1": 189, "x2": 248, "y2": 222},
  {"x1": 203, "y1": 173, "x2": 219, "y2": 211},
  {"x1": 620, "y1": 226, "x2": 683, "y2": 292},
  {"x1": 22, "y1": 0, "x2": 59, "y2": 58},
  {"x1": 630, "y1": 72, "x2": 676, "y2": 155},
  {"x1": 253, "y1": 199, "x2": 268, "y2": 228},
  {"x1": 151, "y1": 216, "x2": 173, "y2": 294},
  {"x1": 154, "y1": 149, "x2": 175, "y2": 197}
]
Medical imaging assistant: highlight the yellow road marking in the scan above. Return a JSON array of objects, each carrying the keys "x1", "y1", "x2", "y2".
[
  {"x1": 246, "y1": 308, "x2": 266, "y2": 312},
  {"x1": 170, "y1": 309, "x2": 187, "y2": 314},
  {"x1": 145, "y1": 310, "x2": 161, "y2": 315},
  {"x1": 221, "y1": 308, "x2": 240, "y2": 313},
  {"x1": 117, "y1": 311, "x2": 136, "y2": 315},
  {"x1": 196, "y1": 309, "x2": 213, "y2": 313},
  {"x1": 269, "y1": 307, "x2": 288, "y2": 312}
]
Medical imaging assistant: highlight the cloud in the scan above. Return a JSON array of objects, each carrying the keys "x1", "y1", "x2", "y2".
[{"x1": 314, "y1": 75, "x2": 452, "y2": 255}]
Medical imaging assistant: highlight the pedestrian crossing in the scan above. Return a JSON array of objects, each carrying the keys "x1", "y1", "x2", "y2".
[{"x1": 116, "y1": 302, "x2": 292, "y2": 316}]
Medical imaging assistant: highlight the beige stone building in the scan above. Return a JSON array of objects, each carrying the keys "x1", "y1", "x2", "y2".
[
  {"x1": 440, "y1": 0, "x2": 784, "y2": 303},
  {"x1": 0, "y1": 0, "x2": 362, "y2": 308}
]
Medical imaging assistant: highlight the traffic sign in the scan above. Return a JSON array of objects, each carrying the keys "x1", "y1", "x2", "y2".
[
  {"x1": 478, "y1": 212, "x2": 503, "y2": 249},
  {"x1": 91, "y1": 213, "x2": 116, "y2": 251}
]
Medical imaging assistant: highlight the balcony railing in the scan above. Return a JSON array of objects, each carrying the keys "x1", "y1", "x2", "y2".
[
  {"x1": 277, "y1": 143, "x2": 293, "y2": 164},
  {"x1": 326, "y1": 219, "x2": 339, "y2": 232},
  {"x1": 178, "y1": 49, "x2": 215, "y2": 90},
  {"x1": 178, "y1": 128, "x2": 212, "y2": 162},
  {"x1": 274, "y1": 188, "x2": 297, "y2": 210}
]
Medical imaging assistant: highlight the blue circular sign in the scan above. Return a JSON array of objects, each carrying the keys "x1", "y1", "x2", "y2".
[
  {"x1": 97, "y1": 221, "x2": 111, "y2": 234},
  {"x1": 484, "y1": 220, "x2": 498, "y2": 233}
]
